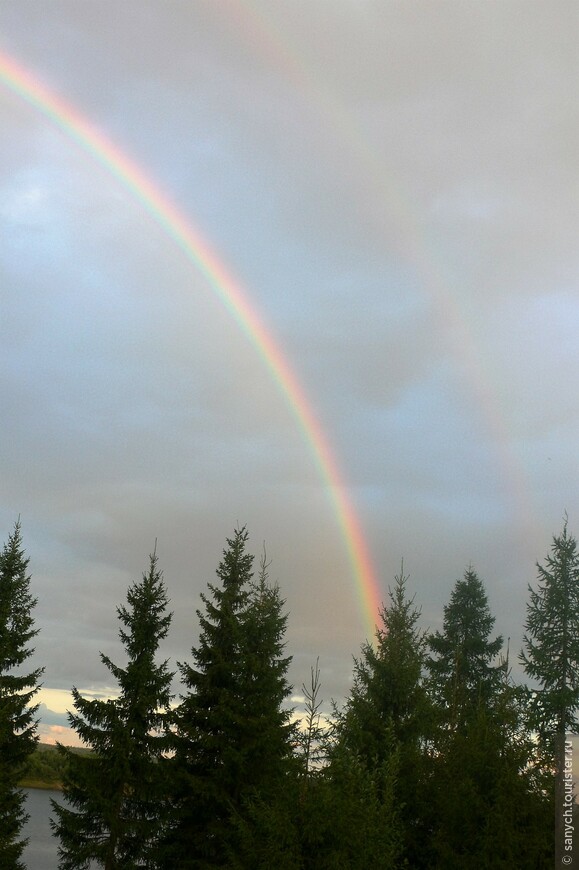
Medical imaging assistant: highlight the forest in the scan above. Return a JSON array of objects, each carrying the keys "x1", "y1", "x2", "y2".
[
  {"x1": 18, "y1": 743, "x2": 89, "y2": 791},
  {"x1": 1, "y1": 519, "x2": 578, "y2": 869}
]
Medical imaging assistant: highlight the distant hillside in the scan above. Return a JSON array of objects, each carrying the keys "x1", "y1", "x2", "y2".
[{"x1": 18, "y1": 742, "x2": 91, "y2": 790}]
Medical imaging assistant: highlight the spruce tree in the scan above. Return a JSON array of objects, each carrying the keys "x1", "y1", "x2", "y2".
[
  {"x1": 427, "y1": 566, "x2": 503, "y2": 729},
  {"x1": 520, "y1": 520, "x2": 579, "y2": 866},
  {"x1": 168, "y1": 529, "x2": 294, "y2": 868},
  {"x1": 334, "y1": 566, "x2": 430, "y2": 866},
  {"x1": 425, "y1": 568, "x2": 550, "y2": 868},
  {"x1": 226, "y1": 553, "x2": 297, "y2": 868},
  {"x1": 0, "y1": 520, "x2": 43, "y2": 870},
  {"x1": 168, "y1": 527, "x2": 253, "y2": 867},
  {"x1": 338, "y1": 566, "x2": 428, "y2": 759},
  {"x1": 520, "y1": 520, "x2": 579, "y2": 752},
  {"x1": 51, "y1": 550, "x2": 173, "y2": 870},
  {"x1": 237, "y1": 551, "x2": 294, "y2": 790}
]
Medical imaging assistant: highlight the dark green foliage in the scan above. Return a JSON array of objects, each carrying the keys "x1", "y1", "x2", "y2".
[
  {"x1": 6, "y1": 520, "x2": 572, "y2": 866},
  {"x1": 520, "y1": 520, "x2": 579, "y2": 863},
  {"x1": 235, "y1": 655, "x2": 402, "y2": 870},
  {"x1": 168, "y1": 527, "x2": 254, "y2": 867},
  {"x1": 426, "y1": 568, "x2": 503, "y2": 866},
  {"x1": 477, "y1": 699, "x2": 552, "y2": 868},
  {"x1": 338, "y1": 566, "x2": 430, "y2": 754},
  {"x1": 240, "y1": 754, "x2": 401, "y2": 870},
  {"x1": 427, "y1": 566, "x2": 503, "y2": 729},
  {"x1": 428, "y1": 695, "x2": 551, "y2": 869},
  {"x1": 18, "y1": 742, "x2": 76, "y2": 787},
  {"x1": 51, "y1": 550, "x2": 173, "y2": 869},
  {"x1": 0, "y1": 520, "x2": 42, "y2": 869},
  {"x1": 334, "y1": 567, "x2": 431, "y2": 866},
  {"x1": 299, "y1": 746, "x2": 400, "y2": 870},
  {"x1": 426, "y1": 570, "x2": 551, "y2": 868},
  {"x1": 293, "y1": 649, "x2": 402, "y2": 869},
  {"x1": 520, "y1": 520, "x2": 579, "y2": 753},
  {"x1": 298, "y1": 666, "x2": 400, "y2": 870},
  {"x1": 236, "y1": 551, "x2": 295, "y2": 790},
  {"x1": 231, "y1": 776, "x2": 302, "y2": 870},
  {"x1": 226, "y1": 553, "x2": 298, "y2": 867},
  {"x1": 168, "y1": 529, "x2": 295, "y2": 868}
]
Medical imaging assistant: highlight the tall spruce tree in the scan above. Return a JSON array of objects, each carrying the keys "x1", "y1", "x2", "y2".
[
  {"x1": 51, "y1": 550, "x2": 173, "y2": 870},
  {"x1": 334, "y1": 566, "x2": 430, "y2": 866},
  {"x1": 226, "y1": 552, "x2": 297, "y2": 868},
  {"x1": 167, "y1": 529, "x2": 294, "y2": 868},
  {"x1": 168, "y1": 527, "x2": 253, "y2": 868},
  {"x1": 520, "y1": 520, "x2": 579, "y2": 751},
  {"x1": 424, "y1": 568, "x2": 550, "y2": 868},
  {"x1": 238, "y1": 551, "x2": 294, "y2": 788},
  {"x1": 520, "y1": 520, "x2": 579, "y2": 866},
  {"x1": 0, "y1": 520, "x2": 43, "y2": 870},
  {"x1": 337, "y1": 566, "x2": 429, "y2": 760},
  {"x1": 427, "y1": 566, "x2": 503, "y2": 729}
]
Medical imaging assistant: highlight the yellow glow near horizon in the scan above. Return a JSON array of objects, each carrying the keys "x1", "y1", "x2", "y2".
[{"x1": 37, "y1": 686, "x2": 119, "y2": 713}]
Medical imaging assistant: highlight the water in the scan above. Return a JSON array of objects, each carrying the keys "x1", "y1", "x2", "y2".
[{"x1": 21, "y1": 787, "x2": 60, "y2": 869}]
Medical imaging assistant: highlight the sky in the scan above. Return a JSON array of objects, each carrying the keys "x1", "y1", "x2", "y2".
[{"x1": 0, "y1": 0, "x2": 577, "y2": 745}]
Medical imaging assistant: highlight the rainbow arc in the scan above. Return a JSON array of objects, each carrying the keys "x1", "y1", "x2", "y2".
[{"x1": 0, "y1": 50, "x2": 382, "y2": 640}]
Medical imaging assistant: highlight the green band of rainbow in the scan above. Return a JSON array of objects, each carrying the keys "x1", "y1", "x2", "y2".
[{"x1": 0, "y1": 51, "x2": 381, "y2": 639}]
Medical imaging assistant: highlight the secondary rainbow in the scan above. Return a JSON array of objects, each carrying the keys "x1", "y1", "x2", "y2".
[
  {"x1": 0, "y1": 50, "x2": 381, "y2": 638},
  {"x1": 234, "y1": 1, "x2": 540, "y2": 550}
]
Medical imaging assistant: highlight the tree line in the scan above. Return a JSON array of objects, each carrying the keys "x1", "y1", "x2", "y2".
[
  {"x1": 18, "y1": 743, "x2": 84, "y2": 790},
  {"x1": 1, "y1": 519, "x2": 578, "y2": 868}
]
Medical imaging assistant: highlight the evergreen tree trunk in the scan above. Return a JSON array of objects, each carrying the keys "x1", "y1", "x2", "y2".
[{"x1": 555, "y1": 727, "x2": 565, "y2": 868}]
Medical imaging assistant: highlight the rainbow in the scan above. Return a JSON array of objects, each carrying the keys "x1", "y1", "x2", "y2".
[{"x1": 0, "y1": 50, "x2": 382, "y2": 639}]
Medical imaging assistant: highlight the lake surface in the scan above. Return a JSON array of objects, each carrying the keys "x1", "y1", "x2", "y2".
[{"x1": 21, "y1": 787, "x2": 60, "y2": 869}]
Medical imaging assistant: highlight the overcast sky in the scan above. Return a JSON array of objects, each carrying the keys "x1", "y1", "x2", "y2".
[{"x1": 1, "y1": 1, "x2": 577, "y2": 743}]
